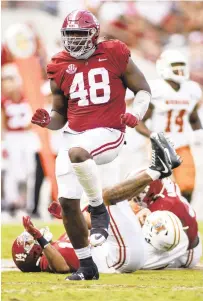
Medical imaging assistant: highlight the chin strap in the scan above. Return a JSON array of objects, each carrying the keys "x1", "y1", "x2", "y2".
[{"x1": 70, "y1": 47, "x2": 96, "y2": 60}]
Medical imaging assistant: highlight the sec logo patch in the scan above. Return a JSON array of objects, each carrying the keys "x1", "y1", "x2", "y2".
[{"x1": 66, "y1": 64, "x2": 77, "y2": 74}]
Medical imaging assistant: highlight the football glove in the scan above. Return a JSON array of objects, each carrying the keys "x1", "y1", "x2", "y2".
[
  {"x1": 23, "y1": 216, "x2": 42, "y2": 240},
  {"x1": 120, "y1": 113, "x2": 139, "y2": 128},
  {"x1": 31, "y1": 108, "x2": 51, "y2": 127}
]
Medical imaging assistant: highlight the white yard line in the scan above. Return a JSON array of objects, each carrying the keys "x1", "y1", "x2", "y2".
[
  {"x1": 1, "y1": 259, "x2": 203, "y2": 272},
  {"x1": 1, "y1": 259, "x2": 19, "y2": 272}
]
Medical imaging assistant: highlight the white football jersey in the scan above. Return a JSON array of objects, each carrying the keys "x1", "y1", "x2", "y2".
[{"x1": 149, "y1": 79, "x2": 202, "y2": 148}]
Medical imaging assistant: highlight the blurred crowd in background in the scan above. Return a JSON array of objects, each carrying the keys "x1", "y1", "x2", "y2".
[{"x1": 1, "y1": 1, "x2": 203, "y2": 221}]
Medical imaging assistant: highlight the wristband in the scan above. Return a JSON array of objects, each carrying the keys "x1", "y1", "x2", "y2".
[{"x1": 37, "y1": 236, "x2": 50, "y2": 249}]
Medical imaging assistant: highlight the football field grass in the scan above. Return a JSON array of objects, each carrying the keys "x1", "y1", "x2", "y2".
[{"x1": 1, "y1": 222, "x2": 203, "y2": 301}]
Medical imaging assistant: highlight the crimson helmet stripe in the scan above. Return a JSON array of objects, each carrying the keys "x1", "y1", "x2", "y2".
[{"x1": 70, "y1": 10, "x2": 80, "y2": 21}]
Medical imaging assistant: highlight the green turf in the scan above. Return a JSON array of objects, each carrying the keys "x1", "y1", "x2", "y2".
[
  {"x1": 2, "y1": 270, "x2": 203, "y2": 301},
  {"x1": 1, "y1": 222, "x2": 203, "y2": 301}
]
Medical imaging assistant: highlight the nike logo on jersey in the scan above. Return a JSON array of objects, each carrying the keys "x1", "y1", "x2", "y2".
[
  {"x1": 98, "y1": 58, "x2": 107, "y2": 62},
  {"x1": 158, "y1": 156, "x2": 169, "y2": 173}
]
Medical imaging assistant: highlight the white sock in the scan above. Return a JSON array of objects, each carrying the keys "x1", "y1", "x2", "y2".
[
  {"x1": 146, "y1": 168, "x2": 161, "y2": 180},
  {"x1": 75, "y1": 245, "x2": 91, "y2": 260},
  {"x1": 72, "y1": 159, "x2": 103, "y2": 207}
]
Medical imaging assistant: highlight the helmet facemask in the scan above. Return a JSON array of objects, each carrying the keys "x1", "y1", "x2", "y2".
[
  {"x1": 61, "y1": 28, "x2": 97, "y2": 59},
  {"x1": 12, "y1": 231, "x2": 42, "y2": 272},
  {"x1": 17, "y1": 231, "x2": 35, "y2": 253},
  {"x1": 169, "y1": 62, "x2": 189, "y2": 84}
]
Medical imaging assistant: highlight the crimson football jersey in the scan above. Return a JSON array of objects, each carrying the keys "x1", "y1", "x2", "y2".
[
  {"x1": 47, "y1": 40, "x2": 130, "y2": 132},
  {"x1": 40, "y1": 233, "x2": 79, "y2": 272},
  {"x1": 143, "y1": 179, "x2": 198, "y2": 248},
  {"x1": 1, "y1": 95, "x2": 32, "y2": 131}
]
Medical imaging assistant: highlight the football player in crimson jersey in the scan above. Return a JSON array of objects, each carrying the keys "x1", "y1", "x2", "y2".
[{"x1": 31, "y1": 10, "x2": 152, "y2": 280}]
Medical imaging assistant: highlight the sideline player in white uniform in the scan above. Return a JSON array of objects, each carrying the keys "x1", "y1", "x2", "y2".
[
  {"x1": 135, "y1": 49, "x2": 203, "y2": 203},
  {"x1": 1, "y1": 63, "x2": 40, "y2": 216}
]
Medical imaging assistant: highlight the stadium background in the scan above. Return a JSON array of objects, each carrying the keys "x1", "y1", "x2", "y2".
[{"x1": 1, "y1": 1, "x2": 203, "y2": 301}]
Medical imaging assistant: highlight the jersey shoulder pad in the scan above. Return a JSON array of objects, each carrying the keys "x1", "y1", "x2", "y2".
[
  {"x1": 51, "y1": 50, "x2": 72, "y2": 62},
  {"x1": 47, "y1": 50, "x2": 72, "y2": 85},
  {"x1": 100, "y1": 40, "x2": 130, "y2": 74}
]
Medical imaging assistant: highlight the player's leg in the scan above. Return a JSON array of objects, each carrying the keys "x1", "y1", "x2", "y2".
[
  {"x1": 4, "y1": 133, "x2": 23, "y2": 215},
  {"x1": 67, "y1": 128, "x2": 124, "y2": 247},
  {"x1": 106, "y1": 201, "x2": 147, "y2": 273},
  {"x1": 56, "y1": 150, "x2": 98, "y2": 280},
  {"x1": 69, "y1": 147, "x2": 110, "y2": 247}
]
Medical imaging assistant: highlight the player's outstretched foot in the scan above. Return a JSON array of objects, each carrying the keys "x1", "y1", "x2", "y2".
[
  {"x1": 88, "y1": 203, "x2": 110, "y2": 247},
  {"x1": 66, "y1": 260, "x2": 99, "y2": 281},
  {"x1": 149, "y1": 133, "x2": 172, "y2": 179},
  {"x1": 154, "y1": 132, "x2": 182, "y2": 169}
]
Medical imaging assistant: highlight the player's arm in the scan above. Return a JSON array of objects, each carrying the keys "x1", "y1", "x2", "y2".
[
  {"x1": 189, "y1": 104, "x2": 202, "y2": 130},
  {"x1": 135, "y1": 103, "x2": 154, "y2": 137},
  {"x1": 103, "y1": 170, "x2": 152, "y2": 205},
  {"x1": 23, "y1": 216, "x2": 70, "y2": 273},
  {"x1": 31, "y1": 79, "x2": 68, "y2": 130},
  {"x1": 121, "y1": 58, "x2": 152, "y2": 128},
  {"x1": 48, "y1": 171, "x2": 152, "y2": 218},
  {"x1": 42, "y1": 244, "x2": 70, "y2": 273},
  {"x1": 188, "y1": 104, "x2": 203, "y2": 145}
]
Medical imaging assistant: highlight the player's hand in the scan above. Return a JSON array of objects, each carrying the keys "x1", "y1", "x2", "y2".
[
  {"x1": 48, "y1": 202, "x2": 62, "y2": 219},
  {"x1": 39, "y1": 226, "x2": 53, "y2": 242},
  {"x1": 31, "y1": 108, "x2": 51, "y2": 127},
  {"x1": 137, "y1": 208, "x2": 151, "y2": 227},
  {"x1": 23, "y1": 216, "x2": 42, "y2": 239},
  {"x1": 120, "y1": 113, "x2": 139, "y2": 128}
]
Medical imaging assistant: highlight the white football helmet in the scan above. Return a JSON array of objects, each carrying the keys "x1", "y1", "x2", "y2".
[
  {"x1": 156, "y1": 49, "x2": 189, "y2": 84},
  {"x1": 142, "y1": 210, "x2": 183, "y2": 252}
]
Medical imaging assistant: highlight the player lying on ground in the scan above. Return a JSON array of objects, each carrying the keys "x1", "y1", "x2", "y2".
[
  {"x1": 135, "y1": 178, "x2": 202, "y2": 269},
  {"x1": 13, "y1": 132, "x2": 195, "y2": 275},
  {"x1": 31, "y1": 9, "x2": 152, "y2": 280},
  {"x1": 47, "y1": 167, "x2": 202, "y2": 270}
]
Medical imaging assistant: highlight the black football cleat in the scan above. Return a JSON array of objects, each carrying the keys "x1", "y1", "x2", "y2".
[
  {"x1": 149, "y1": 133, "x2": 172, "y2": 179},
  {"x1": 155, "y1": 132, "x2": 182, "y2": 169},
  {"x1": 88, "y1": 203, "x2": 110, "y2": 247},
  {"x1": 66, "y1": 262, "x2": 99, "y2": 281}
]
